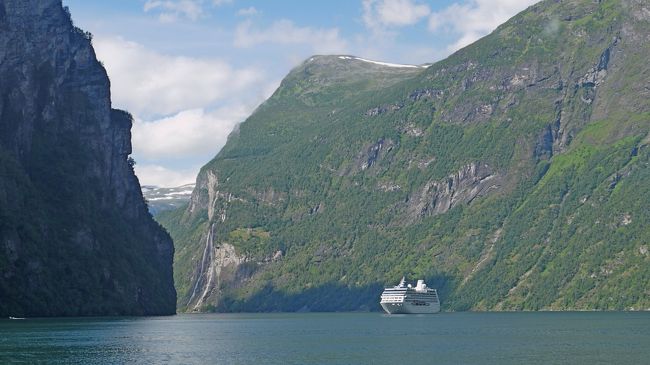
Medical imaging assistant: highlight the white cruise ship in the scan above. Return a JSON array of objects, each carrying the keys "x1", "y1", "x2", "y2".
[{"x1": 380, "y1": 277, "x2": 440, "y2": 314}]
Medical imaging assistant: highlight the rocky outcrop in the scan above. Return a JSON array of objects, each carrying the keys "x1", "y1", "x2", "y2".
[
  {"x1": 405, "y1": 163, "x2": 502, "y2": 222},
  {"x1": 0, "y1": 0, "x2": 175, "y2": 316},
  {"x1": 357, "y1": 138, "x2": 395, "y2": 172},
  {"x1": 409, "y1": 88, "x2": 444, "y2": 101},
  {"x1": 579, "y1": 45, "x2": 614, "y2": 88},
  {"x1": 534, "y1": 119, "x2": 561, "y2": 161},
  {"x1": 364, "y1": 103, "x2": 403, "y2": 117}
]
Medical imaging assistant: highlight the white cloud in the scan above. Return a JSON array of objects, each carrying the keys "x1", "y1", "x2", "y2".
[
  {"x1": 362, "y1": 0, "x2": 430, "y2": 31},
  {"x1": 92, "y1": 36, "x2": 279, "y2": 188},
  {"x1": 144, "y1": 0, "x2": 233, "y2": 22},
  {"x1": 94, "y1": 36, "x2": 264, "y2": 118},
  {"x1": 234, "y1": 19, "x2": 348, "y2": 54},
  {"x1": 144, "y1": 0, "x2": 203, "y2": 22},
  {"x1": 428, "y1": 0, "x2": 539, "y2": 52},
  {"x1": 237, "y1": 6, "x2": 259, "y2": 17},
  {"x1": 132, "y1": 106, "x2": 251, "y2": 160},
  {"x1": 131, "y1": 105, "x2": 253, "y2": 187},
  {"x1": 135, "y1": 164, "x2": 198, "y2": 187}
]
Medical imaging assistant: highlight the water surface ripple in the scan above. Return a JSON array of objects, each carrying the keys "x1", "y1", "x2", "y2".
[{"x1": 1, "y1": 312, "x2": 648, "y2": 364}]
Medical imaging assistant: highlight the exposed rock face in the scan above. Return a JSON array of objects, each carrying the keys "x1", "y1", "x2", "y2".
[
  {"x1": 405, "y1": 163, "x2": 501, "y2": 222},
  {"x1": 357, "y1": 138, "x2": 395, "y2": 172},
  {"x1": 185, "y1": 223, "x2": 248, "y2": 311},
  {"x1": 364, "y1": 103, "x2": 403, "y2": 117},
  {"x1": 579, "y1": 46, "x2": 613, "y2": 88},
  {"x1": 179, "y1": 171, "x2": 260, "y2": 311},
  {"x1": 409, "y1": 88, "x2": 444, "y2": 102},
  {"x1": 0, "y1": 0, "x2": 176, "y2": 316},
  {"x1": 535, "y1": 119, "x2": 561, "y2": 161}
]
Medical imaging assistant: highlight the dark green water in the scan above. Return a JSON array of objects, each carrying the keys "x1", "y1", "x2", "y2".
[{"x1": 1, "y1": 312, "x2": 648, "y2": 364}]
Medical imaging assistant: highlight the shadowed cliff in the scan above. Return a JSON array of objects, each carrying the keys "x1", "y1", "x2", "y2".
[{"x1": 0, "y1": 0, "x2": 176, "y2": 316}]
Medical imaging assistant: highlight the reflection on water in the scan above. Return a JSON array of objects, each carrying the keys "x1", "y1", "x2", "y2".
[{"x1": 1, "y1": 312, "x2": 649, "y2": 364}]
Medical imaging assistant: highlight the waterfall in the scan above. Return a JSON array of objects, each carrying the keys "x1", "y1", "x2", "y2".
[{"x1": 187, "y1": 223, "x2": 215, "y2": 308}]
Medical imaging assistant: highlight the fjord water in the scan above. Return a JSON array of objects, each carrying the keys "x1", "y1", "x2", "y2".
[{"x1": 1, "y1": 312, "x2": 648, "y2": 364}]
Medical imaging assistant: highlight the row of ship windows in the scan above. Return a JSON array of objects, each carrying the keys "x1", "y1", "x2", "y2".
[
  {"x1": 383, "y1": 295, "x2": 438, "y2": 297},
  {"x1": 382, "y1": 295, "x2": 438, "y2": 299},
  {"x1": 382, "y1": 295, "x2": 438, "y2": 298}
]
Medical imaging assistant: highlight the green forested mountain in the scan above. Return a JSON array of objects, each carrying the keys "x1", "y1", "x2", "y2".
[
  {"x1": 160, "y1": 0, "x2": 650, "y2": 312},
  {"x1": 0, "y1": 0, "x2": 176, "y2": 316}
]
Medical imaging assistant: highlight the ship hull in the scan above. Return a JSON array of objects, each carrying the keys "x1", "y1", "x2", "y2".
[{"x1": 381, "y1": 302, "x2": 440, "y2": 314}]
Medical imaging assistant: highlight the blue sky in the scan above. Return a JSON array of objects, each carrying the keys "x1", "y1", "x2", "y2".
[{"x1": 62, "y1": 0, "x2": 539, "y2": 187}]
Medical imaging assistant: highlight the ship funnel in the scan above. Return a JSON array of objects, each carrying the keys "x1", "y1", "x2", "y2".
[{"x1": 416, "y1": 279, "x2": 426, "y2": 291}]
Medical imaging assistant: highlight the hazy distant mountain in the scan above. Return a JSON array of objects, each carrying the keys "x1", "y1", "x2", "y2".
[
  {"x1": 159, "y1": 0, "x2": 650, "y2": 312},
  {"x1": 0, "y1": 0, "x2": 176, "y2": 316}
]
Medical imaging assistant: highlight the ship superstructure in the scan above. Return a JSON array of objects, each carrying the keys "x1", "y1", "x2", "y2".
[{"x1": 380, "y1": 277, "x2": 440, "y2": 314}]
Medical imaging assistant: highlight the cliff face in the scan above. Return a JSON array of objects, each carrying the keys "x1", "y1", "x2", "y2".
[
  {"x1": 162, "y1": 0, "x2": 650, "y2": 312},
  {"x1": 0, "y1": 0, "x2": 176, "y2": 316}
]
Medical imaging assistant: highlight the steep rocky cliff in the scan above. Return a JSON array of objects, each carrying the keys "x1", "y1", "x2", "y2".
[
  {"x1": 161, "y1": 0, "x2": 649, "y2": 312},
  {"x1": 0, "y1": 0, "x2": 176, "y2": 316}
]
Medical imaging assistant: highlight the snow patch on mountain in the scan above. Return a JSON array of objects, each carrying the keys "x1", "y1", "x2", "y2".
[
  {"x1": 337, "y1": 55, "x2": 428, "y2": 69},
  {"x1": 143, "y1": 183, "x2": 195, "y2": 215}
]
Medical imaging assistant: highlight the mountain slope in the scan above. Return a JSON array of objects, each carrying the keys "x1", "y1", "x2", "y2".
[
  {"x1": 160, "y1": 0, "x2": 649, "y2": 312},
  {"x1": 0, "y1": 0, "x2": 176, "y2": 316}
]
